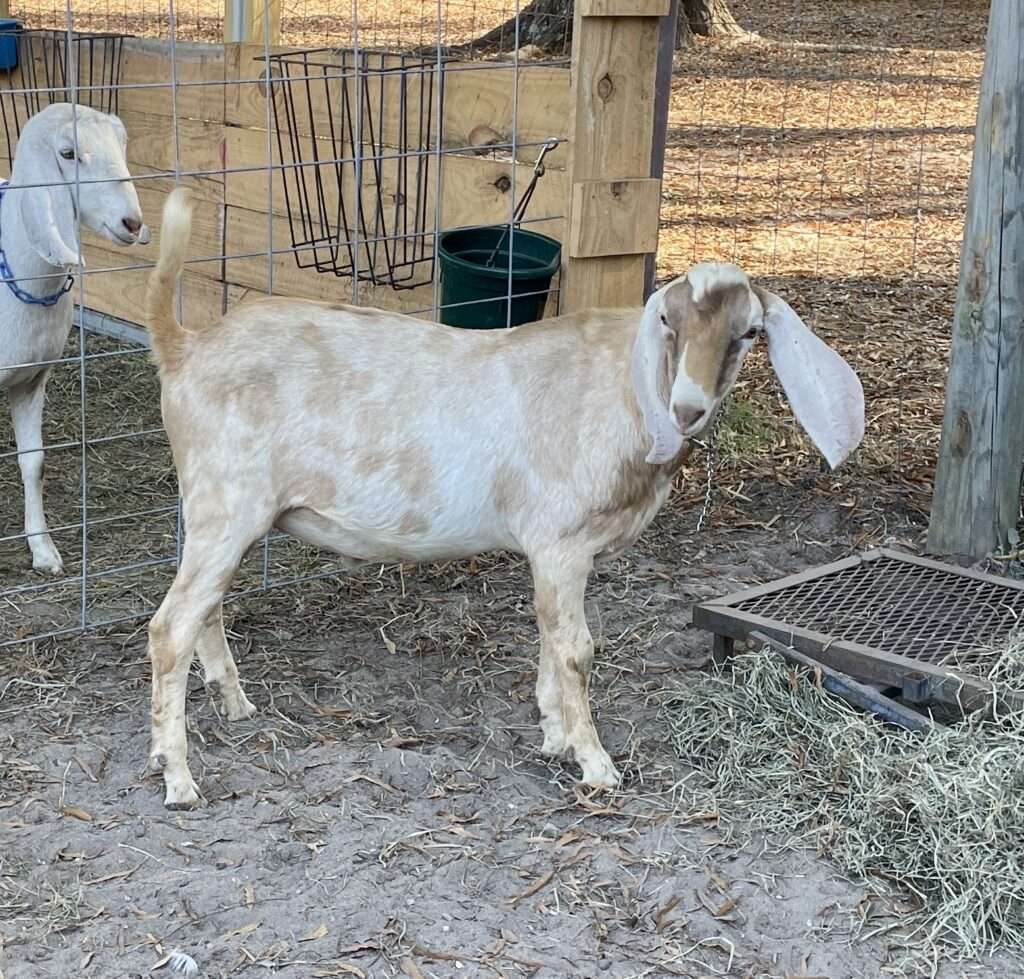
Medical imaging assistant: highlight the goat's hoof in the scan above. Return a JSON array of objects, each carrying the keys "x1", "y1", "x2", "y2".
[
  {"x1": 225, "y1": 692, "x2": 257, "y2": 722},
  {"x1": 578, "y1": 752, "x2": 621, "y2": 790},
  {"x1": 163, "y1": 776, "x2": 202, "y2": 810},
  {"x1": 31, "y1": 548, "x2": 63, "y2": 575},
  {"x1": 206, "y1": 681, "x2": 257, "y2": 721}
]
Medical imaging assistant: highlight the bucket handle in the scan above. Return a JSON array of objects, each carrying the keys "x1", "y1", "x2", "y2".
[{"x1": 484, "y1": 137, "x2": 560, "y2": 269}]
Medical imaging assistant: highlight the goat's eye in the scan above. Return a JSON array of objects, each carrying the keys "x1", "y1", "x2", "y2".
[
  {"x1": 59, "y1": 148, "x2": 76, "y2": 161},
  {"x1": 744, "y1": 327, "x2": 759, "y2": 340},
  {"x1": 660, "y1": 314, "x2": 668, "y2": 326}
]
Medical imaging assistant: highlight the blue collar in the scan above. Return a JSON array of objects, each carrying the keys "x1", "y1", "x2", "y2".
[{"x1": 0, "y1": 181, "x2": 75, "y2": 307}]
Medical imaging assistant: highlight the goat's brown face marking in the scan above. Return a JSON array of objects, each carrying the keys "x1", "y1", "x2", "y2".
[{"x1": 655, "y1": 264, "x2": 765, "y2": 436}]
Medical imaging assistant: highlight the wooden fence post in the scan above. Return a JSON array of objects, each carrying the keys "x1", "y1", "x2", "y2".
[
  {"x1": 224, "y1": 0, "x2": 281, "y2": 45},
  {"x1": 562, "y1": 1, "x2": 670, "y2": 312},
  {"x1": 927, "y1": 0, "x2": 1024, "y2": 560}
]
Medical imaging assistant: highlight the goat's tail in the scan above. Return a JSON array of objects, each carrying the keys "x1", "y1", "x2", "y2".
[{"x1": 146, "y1": 187, "x2": 195, "y2": 372}]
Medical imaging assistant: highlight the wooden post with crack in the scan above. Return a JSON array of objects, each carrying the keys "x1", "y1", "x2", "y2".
[
  {"x1": 562, "y1": 0, "x2": 674, "y2": 312},
  {"x1": 927, "y1": 0, "x2": 1024, "y2": 560}
]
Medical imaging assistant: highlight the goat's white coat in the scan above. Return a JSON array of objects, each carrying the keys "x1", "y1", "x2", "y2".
[
  {"x1": 143, "y1": 188, "x2": 865, "y2": 808},
  {"x1": 0, "y1": 104, "x2": 149, "y2": 573}
]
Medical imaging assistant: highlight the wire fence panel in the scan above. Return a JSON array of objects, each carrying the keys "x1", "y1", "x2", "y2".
[
  {"x1": 0, "y1": 0, "x2": 574, "y2": 646},
  {"x1": 0, "y1": 0, "x2": 990, "y2": 646}
]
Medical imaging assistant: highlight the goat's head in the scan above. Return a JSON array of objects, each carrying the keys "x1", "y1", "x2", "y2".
[
  {"x1": 10, "y1": 103, "x2": 150, "y2": 268},
  {"x1": 633, "y1": 261, "x2": 864, "y2": 469}
]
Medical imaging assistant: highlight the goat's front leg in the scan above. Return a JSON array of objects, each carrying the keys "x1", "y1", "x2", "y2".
[
  {"x1": 8, "y1": 372, "x2": 62, "y2": 574},
  {"x1": 531, "y1": 552, "x2": 620, "y2": 788}
]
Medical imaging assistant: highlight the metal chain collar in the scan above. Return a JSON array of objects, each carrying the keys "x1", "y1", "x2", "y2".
[{"x1": 693, "y1": 398, "x2": 728, "y2": 532}]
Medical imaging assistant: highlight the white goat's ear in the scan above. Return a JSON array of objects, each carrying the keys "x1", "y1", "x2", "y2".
[
  {"x1": 17, "y1": 158, "x2": 81, "y2": 268},
  {"x1": 761, "y1": 291, "x2": 864, "y2": 469},
  {"x1": 632, "y1": 302, "x2": 684, "y2": 465}
]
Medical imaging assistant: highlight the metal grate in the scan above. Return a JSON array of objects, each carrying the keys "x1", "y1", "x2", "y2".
[
  {"x1": 693, "y1": 549, "x2": 1024, "y2": 713},
  {"x1": 261, "y1": 47, "x2": 445, "y2": 290},
  {"x1": 736, "y1": 554, "x2": 1024, "y2": 668}
]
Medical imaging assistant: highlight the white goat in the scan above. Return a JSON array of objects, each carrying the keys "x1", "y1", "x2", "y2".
[
  {"x1": 145, "y1": 189, "x2": 864, "y2": 809},
  {"x1": 1, "y1": 103, "x2": 149, "y2": 574}
]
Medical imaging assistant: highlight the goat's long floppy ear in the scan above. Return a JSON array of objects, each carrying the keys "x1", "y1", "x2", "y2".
[
  {"x1": 761, "y1": 291, "x2": 864, "y2": 469},
  {"x1": 16, "y1": 147, "x2": 81, "y2": 268},
  {"x1": 632, "y1": 300, "x2": 684, "y2": 465}
]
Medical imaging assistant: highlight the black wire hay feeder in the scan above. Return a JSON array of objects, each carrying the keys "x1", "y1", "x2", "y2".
[
  {"x1": 259, "y1": 48, "x2": 447, "y2": 291},
  {"x1": 693, "y1": 548, "x2": 1024, "y2": 715},
  {"x1": 0, "y1": 29, "x2": 129, "y2": 150}
]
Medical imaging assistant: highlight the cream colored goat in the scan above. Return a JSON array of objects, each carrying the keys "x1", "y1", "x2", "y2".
[{"x1": 145, "y1": 189, "x2": 864, "y2": 809}]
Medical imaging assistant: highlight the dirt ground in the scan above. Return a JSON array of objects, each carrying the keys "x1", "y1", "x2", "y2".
[
  {"x1": 2, "y1": 2, "x2": 1017, "y2": 978},
  {"x1": 8, "y1": 492, "x2": 1016, "y2": 979}
]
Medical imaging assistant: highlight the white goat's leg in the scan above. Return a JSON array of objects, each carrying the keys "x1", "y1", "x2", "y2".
[
  {"x1": 195, "y1": 604, "x2": 256, "y2": 721},
  {"x1": 531, "y1": 553, "x2": 620, "y2": 788},
  {"x1": 149, "y1": 517, "x2": 261, "y2": 809},
  {"x1": 8, "y1": 373, "x2": 62, "y2": 574},
  {"x1": 535, "y1": 637, "x2": 568, "y2": 757}
]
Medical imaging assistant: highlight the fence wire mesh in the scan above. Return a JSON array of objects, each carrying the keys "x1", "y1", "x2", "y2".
[{"x1": 0, "y1": 0, "x2": 991, "y2": 647}]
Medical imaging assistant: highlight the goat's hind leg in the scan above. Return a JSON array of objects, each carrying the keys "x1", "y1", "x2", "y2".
[
  {"x1": 149, "y1": 514, "x2": 265, "y2": 809},
  {"x1": 9, "y1": 372, "x2": 62, "y2": 574},
  {"x1": 195, "y1": 604, "x2": 256, "y2": 721}
]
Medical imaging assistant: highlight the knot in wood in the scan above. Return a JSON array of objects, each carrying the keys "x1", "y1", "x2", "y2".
[
  {"x1": 951, "y1": 410, "x2": 971, "y2": 458},
  {"x1": 494, "y1": 174, "x2": 512, "y2": 193},
  {"x1": 596, "y1": 73, "x2": 614, "y2": 101}
]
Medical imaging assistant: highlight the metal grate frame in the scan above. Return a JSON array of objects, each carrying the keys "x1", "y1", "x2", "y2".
[{"x1": 693, "y1": 548, "x2": 1024, "y2": 713}]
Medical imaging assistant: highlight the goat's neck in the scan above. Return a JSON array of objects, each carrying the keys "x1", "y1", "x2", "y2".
[{"x1": 1, "y1": 178, "x2": 72, "y2": 297}]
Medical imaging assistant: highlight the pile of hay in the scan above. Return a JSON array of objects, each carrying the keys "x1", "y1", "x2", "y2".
[{"x1": 667, "y1": 640, "x2": 1024, "y2": 964}]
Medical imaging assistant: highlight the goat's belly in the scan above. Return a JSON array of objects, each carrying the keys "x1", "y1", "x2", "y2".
[{"x1": 274, "y1": 507, "x2": 511, "y2": 565}]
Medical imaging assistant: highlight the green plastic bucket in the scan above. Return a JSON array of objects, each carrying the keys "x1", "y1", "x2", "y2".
[{"x1": 437, "y1": 225, "x2": 560, "y2": 329}]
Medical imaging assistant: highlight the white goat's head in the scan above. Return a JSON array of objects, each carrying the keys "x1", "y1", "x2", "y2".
[
  {"x1": 10, "y1": 103, "x2": 150, "y2": 267},
  {"x1": 633, "y1": 261, "x2": 864, "y2": 469}
]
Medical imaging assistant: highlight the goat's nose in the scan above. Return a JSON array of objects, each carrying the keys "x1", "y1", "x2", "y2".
[
  {"x1": 675, "y1": 405, "x2": 707, "y2": 433},
  {"x1": 122, "y1": 216, "x2": 142, "y2": 235}
]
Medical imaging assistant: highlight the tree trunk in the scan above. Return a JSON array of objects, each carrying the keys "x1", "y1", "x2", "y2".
[
  {"x1": 454, "y1": 0, "x2": 744, "y2": 56},
  {"x1": 683, "y1": 0, "x2": 747, "y2": 39}
]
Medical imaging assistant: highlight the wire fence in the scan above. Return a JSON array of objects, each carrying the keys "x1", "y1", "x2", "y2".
[
  {"x1": 0, "y1": 0, "x2": 576, "y2": 646},
  {"x1": 0, "y1": 0, "x2": 990, "y2": 647}
]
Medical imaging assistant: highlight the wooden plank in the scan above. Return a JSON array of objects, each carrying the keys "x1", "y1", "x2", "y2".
[
  {"x1": 116, "y1": 39, "x2": 225, "y2": 122},
  {"x1": 562, "y1": 11, "x2": 661, "y2": 311},
  {"x1": 226, "y1": 45, "x2": 569, "y2": 167},
  {"x1": 223, "y1": 204, "x2": 437, "y2": 315},
  {"x1": 225, "y1": 125, "x2": 566, "y2": 237},
  {"x1": 442, "y1": 64, "x2": 570, "y2": 169},
  {"x1": 225, "y1": 0, "x2": 282, "y2": 45},
  {"x1": 568, "y1": 178, "x2": 660, "y2": 257},
  {"x1": 79, "y1": 181, "x2": 223, "y2": 281},
  {"x1": 928, "y1": 0, "x2": 1024, "y2": 560},
  {"x1": 119, "y1": 110, "x2": 224, "y2": 177},
  {"x1": 79, "y1": 259, "x2": 246, "y2": 331},
  {"x1": 580, "y1": 0, "x2": 670, "y2": 15}
]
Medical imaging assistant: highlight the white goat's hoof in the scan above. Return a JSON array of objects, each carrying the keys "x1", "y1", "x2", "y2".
[
  {"x1": 207, "y1": 680, "x2": 257, "y2": 721},
  {"x1": 31, "y1": 543, "x2": 63, "y2": 575},
  {"x1": 163, "y1": 774, "x2": 202, "y2": 810},
  {"x1": 225, "y1": 690, "x2": 257, "y2": 722},
  {"x1": 578, "y1": 750, "x2": 621, "y2": 789}
]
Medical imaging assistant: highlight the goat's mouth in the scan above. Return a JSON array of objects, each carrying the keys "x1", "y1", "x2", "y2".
[{"x1": 101, "y1": 223, "x2": 140, "y2": 246}]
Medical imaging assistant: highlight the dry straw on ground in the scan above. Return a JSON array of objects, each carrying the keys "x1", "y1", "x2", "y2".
[{"x1": 666, "y1": 639, "x2": 1024, "y2": 971}]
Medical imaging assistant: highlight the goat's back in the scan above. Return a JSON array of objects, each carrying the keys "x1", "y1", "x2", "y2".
[{"x1": 160, "y1": 300, "x2": 651, "y2": 561}]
